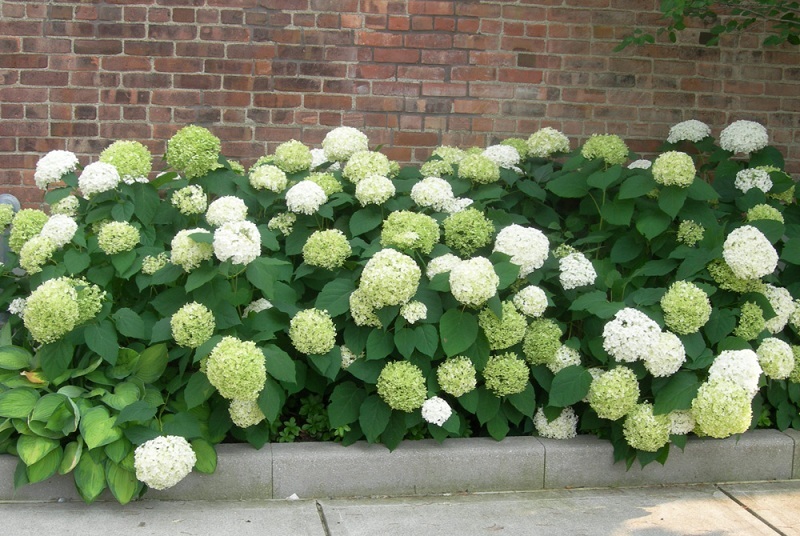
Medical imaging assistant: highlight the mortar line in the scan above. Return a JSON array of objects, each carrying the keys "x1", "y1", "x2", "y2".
[
  {"x1": 715, "y1": 484, "x2": 786, "y2": 536},
  {"x1": 315, "y1": 500, "x2": 332, "y2": 536}
]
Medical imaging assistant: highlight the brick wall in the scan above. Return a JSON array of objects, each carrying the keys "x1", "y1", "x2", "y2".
[{"x1": 1, "y1": 0, "x2": 798, "y2": 205}]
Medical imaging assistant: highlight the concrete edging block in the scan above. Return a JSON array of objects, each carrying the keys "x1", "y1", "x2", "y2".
[{"x1": 781, "y1": 428, "x2": 800, "y2": 479}]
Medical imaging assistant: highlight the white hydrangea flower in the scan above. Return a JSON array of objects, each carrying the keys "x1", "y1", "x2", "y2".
[
  {"x1": 722, "y1": 225, "x2": 778, "y2": 280},
  {"x1": 449, "y1": 257, "x2": 499, "y2": 307},
  {"x1": 39, "y1": 214, "x2": 77, "y2": 248},
  {"x1": 354, "y1": 174, "x2": 395, "y2": 206},
  {"x1": 534, "y1": 406, "x2": 578, "y2": 439},
  {"x1": 482, "y1": 144, "x2": 521, "y2": 169},
  {"x1": 708, "y1": 349, "x2": 763, "y2": 398},
  {"x1": 322, "y1": 126, "x2": 369, "y2": 162},
  {"x1": 719, "y1": 120, "x2": 769, "y2": 154},
  {"x1": 527, "y1": 127, "x2": 570, "y2": 158},
  {"x1": 442, "y1": 197, "x2": 474, "y2": 214},
  {"x1": 762, "y1": 284, "x2": 795, "y2": 334},
  {"x1": 213, "y1": 220, "x2": 261, "y2": 265},
  {"x1": 735, "y1": 168, "x2": 772, "y2": 194},
  {"x1": 411, "y1": 176, "x2": 457, "y2": 212},
  {"x1": 602, "y1": 308, "x2": 661, "y2": 363},
  {"x1": 249, "y1": 164, "x2": 287, "y2": 192},
  {"x1": 421, "y1": 396, "x2": 452, "y2": 426},
  {"x1": 310, "y1": 147, "x2": 341, "y2": 171},
  {"x1": 558, "y1": 252, "x2": 596, "y2": 290},
  {"x1": 627, "y1": 159, "x2": 652, "y2": 170},
  {"x1": 134, "y1": 435, "x2": 196, "y2": 490},
  {"x1": 206, "y1": 196, "x2": 248, "y2": 226},
  {"x1": 513, "y1": 285, "x2": 548, "y2": 317},
  {"x1": 8, "y1": 297, "x2": 26, "y2": 317},
  {"x1": 643, "y1": 331, "x2": 686, "y2": 377},
  {"x1": 286, "y1": 180, "x2": 328, "y2": 215},
  {"x1": 78, "y1": 161, "x2": 120, "y2": 198},
  {"x1": 426, "y1": 253, "x2": 461, "y2": 279},
  {"x1": 341, "y1": 345, "x2": 363, "y2": 369},
  {"x1": 243, "y1": 298, "x2": 272, "y2": 317},
  {"x1": 50, "y1": 195, "x2": 80, "y2": 217},
  {"x1": 547, "y1": 345, "x2": 582, "y2": 373},
  {"x1": 667, "y1": 119, "x2": 711, "y2": 144},
  {"x1": 757, "y1": 337, "x2": 794, "y2": 380},
  {"x1": 493, "y1": 224, "x2": 549, "y2": 278},
  {"x1": 668, "y1": 410, "x2": 696, "y2": 435},
  {"x1": 400, "y1": 301, "x2": 427, "y2": 324},
  {"x1": 34, "y1": 150, "x2": 79, "y2": 189}
]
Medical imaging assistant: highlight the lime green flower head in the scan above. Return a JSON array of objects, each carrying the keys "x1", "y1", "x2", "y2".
[
  {"x1": 205, "y1": 336, "x2": 266, "y2": 401},
  {"x1": 9, "y1": 209, "x2": 48, "y2": 253},
  {"x1": 273, "y1": 139, "x2": 312, "y2": 174},
  {"x1": 348, "y1": 288, "x2": 382, "y2": 328},
  {"x1": 527, "y1": 127, "x2": 570, "y2": 158},
  {"x1": 623, "y1": 402, "x2": 671, "y2": 452},
  {"x1": 358, "y1": 249, "x2": 421, "y2": 309},
  {"x1": 0, "y1": 204, "x2": 14, "y2": 228},
  {"x1": 229, "y1": 399, "x2": 266, "y2": 428},
  {"x1": 303, "y1": 229, "x2": 352, "y2": 270},
  {"x1": 380, "y1": 211, "x2": 440, "y2": 255},
  {"x1": 677, "y1": 220, "x2": 704, "y2": 247},
  {"x1": 50, "y1": 195, "x2": 80, "y2": 217},
  {"x1": 431, "y1": 146, "x2": 466, "y2": 165},
  {"x1": 522, "y1": 318, "x2": 562, "y2": 366},
  {"x1": 307, "y1": 172, "x2": 343, "y2": 196},
  {"x1": 756, "y1": 337, "x2": 794, "y2": 380},
  {"x1": 420, "y1": 159, "x2": 454, "y2": 178},
  {"x1": 19, "y1": 235, "x2": 56, "y2": 274},
  {"x1": 707, "y1": 259, "x2": 765, "y2": 294},
  {"x1": 691, "y1": 378, "x2": 751, "y2": 438},
  {"x1": 443, "y1": 208, "x2": 495, "y2": 257},
  {"x1": 171, "y1": 185, "x2": 207, "y2": 215},
  {"x1": 581, "y1": 134, "x2": 629, "y2": 166},
  {"x1": 23, "y1": 277, "x2": 80, "y2": 344},
  {"x1": 587, "y1": 366, "x2": 639, "y2": 421},
  {"x1": 66, "y1": 277, "x2": 106, "y2": 325},
  {"x1": 289, "y1": 308, "x2": 337, "y2": 355},
  {"x1": 789, "y1": 346, "x2": 800, "y2": 384},
  {"x1": 478, "y1": 301, "x2": 527, "y2": 351},
  {"x1": 457, "y1": 153, "x2": 501, "y2": 185},
  {"x1": 400, "y1": 300, "x2": 427, "y2": 324},
  {"x1": 141, "y1": 252, "x2": 170, "y2": 275},
  {"x1": 99, "y1": 140, "x2": 152, "y2": 184},
  {"x1": 733, "y1": 301, "x2": 766, "y2": 341},
  {"x1": 651, "y1": 151, "x2": 696, "y2": 188},
  {"x1": 97, "y1": 221, "x2": 140, "y2": 255},
  {"x1": 342, "y1": 150, "x2": 391, "y2": 184},
  {"x1": 171, "y1": 302, "x2": 215, "y2": 349},
  {"x1": 165, "y1": 125, "x2": 223, "y2": 179},
  {"x1": 660, "y1": 281, "x2": 712, "y2": 335},
  {"x1": 170, "y1": 228, "x2": 214, "y2": 272},
  {"x1": 483, "y1": 352, "x2": 529, "y2": 396},
  {"x1": 267, "y1": 212, "x2": 296, "y2": 236},
  {"x1": 377, "y1": 361, "x2": 427, "y2": 412},
  {"x1": 500, "y1": 138, "x2": 530, "y2": 159},
  {"x1": 436, "y1": 356, "x2": 477, "y2": 397},
  {"x1": 746, "y1": 204, "x2": 784, "y2": 224}
]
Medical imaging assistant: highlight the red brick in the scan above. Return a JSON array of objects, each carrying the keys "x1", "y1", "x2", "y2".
[
  {"x1": 102, "y1": 56, "x2": 151, "y2": 71},
  {"x1": 372, "y1": 81, "x2": 420, "y2": 96},
  {"x1": 355, "y1": 64, "x2": 397, "y2": 79},
  {"x1": 420, "y1": 49, "x2": 468, "y2": 65},
  {"x1": 0, "y1": 54, "x2": 48, "y2": 69},
  {"x1": 404, "y1": 33, "x2": 452, "y2": 48},
  {"x1": 453, "y1": 100, "x2": 499, "y2": 114},
  {"x1": 304, "y1": 94, "x2": 353, "y2": 110},
  {"x1": 374, "y1": 48, "x2": 420, "y2": 63},
  {"x1": 452, "y1": 66, "x2": 496, "y2": 82},
  {"x1": 408, "y1": 1, "x2": 454, "y2": 15},
  {"x1": 356, "y1": 30, "x2": 403, "y2": 47},
  {"x1": 398, "y1": 65, "x2": 446, "y2": 80},
  {"x1": 125, "y1": 41, "x2": 174, "y2": 56},
  {"x1": 20, "y1": 70, "x2": 69, "y2": 86},
  {"x1": 73, "y1": 39, "x2": 123, "y2": 55}
]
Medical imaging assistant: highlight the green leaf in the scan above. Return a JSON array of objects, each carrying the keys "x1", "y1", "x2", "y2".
[
  {"x1": 115, "y1": 400, "x2": 157, "y2": 425},
  {"x1": 549, "y1": 366, "x2": 592, "y2": 408},
  {"x1": 26, "y1": 447, "x2": 62, "y2": 484},
  {"x1": 350, "y1": 206, "x2": 383, "y2": 236},
  {"x1": 507, "y1": 382, "x2": 536, "y2": 416},
  {"x1": 17, "y1": 435, "x2": 60, "y2": 466},
  {"x1": 658, "y1": 185, "x2": 688, "y2": 218},
  {"x1": 440, "y1": 309, "x2": 478, "y2": 357},
  {"x1": 476, "y1": 387, "x2": 500, "y2": 425},
  {"x1": 587, "y1": 165, "x2": 622, "y2": 190},
  {"x1": 85, "y1": 321, "x2": 120, "y2": 364},
  {"x1": 546, "y1": 172, "x2": 590, "y2": 198},
  {"x1": 245, "y1": 257, "x2": 281, "y2": 297},
  {"x1": 486, "y1": 412, "x2": 510, "y2": 440},
  {"x1": 184, "y1": 372, "x2": 216, "y2": 410},
  {"x1": 257, "y1": 377, "x2": 285, "y2": 423},
  {"x1": 59, "y1": 440, "x2": 83, "y2": 475},
  {"x1": 111, "y1": 250, "x2": 137, "y2": 276},
  {"x1": 38, "y1": 339, "x2": 74, "y2": 381},
  {"x1": 619, "y1": 173, "x2": 657, "y2": 199},
  {"x1": 131, "y1": 183, "x2": 160, "y2": 226},
  {"x1": 686, "y1": 179, "x2": 718, "y2": 201},
  {"x1": 133, "y1": 343, "x2": 168, "y2": 383},
  {"x1": 100, "y1": 382, "x2": 141, "y2": 411},
  {"x1": 263, "y1": 344, "x2": 296, "y2": 383},
  {"x1": 493, "y1": 262, "x2": 520, "y2": 290},
  {"x1": 80, "y1": 406, "x2": 123, "y2": 450},
  {"x1": 636, "y1": 211, "x2": 672, "y2": 240},
  {"x1": 329, "y1": 382, "x2": 368, "y2": 428},
  {"x1": 359, "y1": 395, "x2": 392, "y2": 443},
  {"x1": 610, "y1": 234, "x2": 643, "y2": 264},
  {"x1": 652, "y1": 371, "x2": 701, "y2": 414},
  {"x1": 0, "y1": 345, "x2": 32, "y2": 370},
  {"x1": 633, "y1": 259, "x2": 678, "y2": 277},
  {"x1": 162, "y1": 412, "x2": 203, "y2": 439},
  {"x1": 112, "y1": 308, "x2": 146, "y2": 339},
  {"x1": 0, "y1": 387, "x2": 40, "y2": 418},
  {"x1": 366, "y1": 329, "x2": 394, "y2": 361},
  {"x1": 315, "y1": 278, "x2": 357, "y2": 318},
  {"x1": 601, "y1": 199, "x2": 635, "y2": 226},
  {"x1": 106, "y1": 462, "x2": 139, "y2": 504},
  {"x1": 394, "y1": 328, "x2": 416, "y2": 359},
  {"x1": 414, "y1": 325, "x2": 439, "y2": 357},
  {"x1": 780, "y1": 238, "x2": 800, "y2": 265},
  {"x1": 64, "y1": 249, "x2": 91, "y2": 275},
  {"x1": 74, "y1": 451, "x2": 107, "y2": 503},
  {"x1": 185, "y1": 263, "x2": 218, "y2": 292},
  {"x1": 191, "y1": 438, "x2": 217, "y2": 474}
]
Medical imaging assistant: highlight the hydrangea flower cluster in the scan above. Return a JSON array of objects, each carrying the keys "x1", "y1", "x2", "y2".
[
  {"x1": 171, "y1": 185, "x2": 207, "y2": 215},
  {"x1": 691, "y1": 378, "x2": 752, "y2": 438},
  {"x1": 666, "y1": 119, "x2": 711, "y2": 144},
  {"x1": 206, "y1": 196, "x2": 247, "y2": 226},
  {"x1": 677, "y1": 220, "x2": 704, "y2": 247},
  {"x1": 97, "y1": 221, "x2": 140, "y2": 255},
  {"x1": 627, "y1": 159, "x2": 652, "y2": 170},
  {"x1": 602, "y1": 308, "x2": 661, "y2": 363},
  {"x1": 19, "y1": 235, "x2": 56, "y2": 274},
  {"x1": 411, "y1": 176, "x2": 456, "y2": 211},
  {"x1": 457, "y1": 153, "x2": 501, "y2": 185},
  {"x1": 623, "y1": 403, "x2": 671, "y2": 452},
  {"x1": 267, "y1": 212, "x2": 296, "y2": 236},
  {"x1": 340, "y1": 345, "x2": 363, "y2": 369},
  {"x1": 719, "y1": 120, "x2": 769, "y2": 154},
  {"x1": 548, "y1": 344, "x2": 582, "y2": 373},
  {"x1": 322, "y1": 126, "x2": 369, "y2": 162},
  {"x1": 303, "y1": 229, "x2": 352, "y2": 270},
  {"x1": 376, "y1": 361, "x2": 427, "y2": 412},
  {"x1": 522, "y1": 318, "x2": 562, "y2": 366},
  {"x1": 762, "y1": 284, "x2": 795, "y2": 334},
  {"x1": 380, "y1": 211, "x2": 440, "y2": 254},
  {"x1": 436, "y1": 356, "x2": 477, "y2": 397},
  {"x1": 707, "y1": 259, "x2": 764, "y2": 293},
  {"x1": 242, "y1": 298, "x2": 272, "y2": 317},
  {"x1": 526, "y1": 127, "x2": 570, "y2": 158},
  {"x1": 205, "y1": 336, "x2": 267, "y2": 401},
  {"x1": 735, "y1": 168, "x2": 772, "y2": 193},
  {"x1": 482, "y1": 352, "x2": 529, "y2": 396},
  {"x1": 426, "y1": 253, "x2": 461, "y2": 279},
  {"x1": 310, "y1": 148, "x2": 338, "y2": 171},
  {"x1": 660, "y1": 281, "x2": 712, "y2": 335},
  {"x1": 289, "y1": 308, "x2": 336, "y2": 355},
  {"x1": 500, "y1": 138, "x2": 529, "y2": 159},
  {"x1": 478, "y1": 301, "x2": 527, "y2": 350},
  {"x1": 40, "y1": 214, "x2": 77, "y2": 248},
  {"x1": 442, "y1": 208, "x2": 494, "y2": 257},
  {"x1": 355, "y1": 174, "x2": 395, "y2": 206},
  {"x1": 708, "y1": 349, "x2": 762, "y2": 398},
  {"x1": 587, "y1": 367, "x2": 640, "y2": 420},
  {"x1": 273, "y1": 139, "x2": 312, "y2": 173},
  {"x1": 9, "y1": 209, "x2": 48, "y2": 253},
  {"x1": 420, "y1": 158, "x2": 455, "y2": 178},
  {"x1": 23, "y1": 277, "x2": 80, "y2": 344},
  {"x1": 171, "y1": 302, "x2": 215, "y2": 348},
  {"x1": 722, "y1": 225, "x2": 778, "y2": 280},
  {"x1": 171, "y1": 228, "x2": 214, "y2": 271},
  {"x1": 228, "y1": 399, "x2": 266, "y2": 428},
  {"x1": 580, "y1": 134, "x2": 629, "y2": 166},
  {"x1": 99, "y1": 140, "x2": 152, "y2": 184},
  {"x1": 50, "y1": 195, "x2": 80, "y2": 217},
  {"x1": 558, "y1": 251, "x2": 597, "y2": 290},
  {"x1": 134, "y1": 435, "x2": 196, "y2": 490},
  {"x1": 421, "y1": 396, "x2": 453, "y2": 426},
  {"x1": 286, "y1": 180, "x2": 328, "y2": 215},
  {"x1": 307, "y1": 172, "x2": 343, "y2": 196},
  {"x1": 213, "y1": 220, "x2": 261, "y2": 265},
  {"x1": 141, "y1": 252, "x2": 170, "y2": 275},
  {"x1": 534, "y1": 407, "x2": 579, "y2": 439},
  {"x1": 165, "y1": 125, "x2": 223, "y2": 179},
  {"x1": 756, "y1": 337, "x2": 794, "y2": 379},
  {"x1": 747, "y1": 204, "x2": 784, "y2": 223},
  {"x1": 735, "y1": 301, "x2": 766, "y2": 340},
  {"x1": 644, "y1": 332, "x2": 686, "y2": 377},
  {"x1": 449, "y1": 256, "x2": 499, "y2": 307},
  {"x1": 357, "y1": 248, "x2": 421, "y2": 310},
  {"x1": 431, "y1": 146, "x2": 466, "y2": 164},
  {"x1": 668, "y1": 410, "x2": 696, "y2": 435},
  {"x1": 651, "y1": 151, "x2": 696, "y2": 187},
  {"x1": 493, "y1": 224, "x2": 549, "y2": 277},
  {"x1": 249, "y1": 164, "x2": 288, "y2": 192},
  {"x1": 342, "y1": 150, "x2": 392, "y2": 184},
  {"x1": 512, "y1": 285, "x2": 548, "y2": 317},
  {"x1": 400, "y1": 301, "x2": 427, "y2": 324},
  {"x1": 34, "y1": 150, "x2": 79, "y2": 189},
  {"x1": 482, "y1": 144, "x2": 521, "y2": 169},
  {"x1": 78, "y1": 161, "x2": 120, "y2": 198}
]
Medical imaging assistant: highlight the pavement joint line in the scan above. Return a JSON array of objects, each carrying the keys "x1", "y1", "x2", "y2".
[
  {"x1": 715, "y1": 484, "x2": 787, "y2": 536},
  {"x1": 315, "y1": 499, "x2": 332, "y2": 536}
]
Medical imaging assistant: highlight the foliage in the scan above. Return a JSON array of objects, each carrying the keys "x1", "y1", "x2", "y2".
[{"x1": 1, "y1": 121, "x2": 800, "y2": 503}]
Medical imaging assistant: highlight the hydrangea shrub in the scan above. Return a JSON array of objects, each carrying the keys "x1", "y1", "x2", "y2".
[{"x1": 1, "y1": 120, "x2": 800, "y2": 503}]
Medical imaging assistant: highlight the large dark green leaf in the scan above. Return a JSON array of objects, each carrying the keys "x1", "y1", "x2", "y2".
[
  {"x1": 440, "y1": 309, "x2": 478, "y2": 357},
  {"x1": 549, "y1": 366, "x2": 592, "y2": 408},
  {"x1": 328, "y1": 382, "x2": 367, "y2": 428}
]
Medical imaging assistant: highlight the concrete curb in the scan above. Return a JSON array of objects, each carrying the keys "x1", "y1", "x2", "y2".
[{"x1": 0, "y1": 429, "x2": 797, "y2": 502}]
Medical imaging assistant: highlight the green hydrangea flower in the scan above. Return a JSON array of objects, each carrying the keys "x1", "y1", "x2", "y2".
[
  {"x1": 141, "y1": 252, "x2": 170, "y2": 275},
  {"x1": 691, "y1": 378, "x2": 752, "y2": 438},
  {"x1": 9, "y1": 209, "x2": 48, "y2": 253},
  {"x1": 420, "y1": 159, "x2": 454, "y2": 178},
  {"x1": 171, "y1": 302, "x2": 215, "y2": 349},
  {"x1": 660, "y1": 281, "x2": 712, "y2": 335},
  {"x1": 97, "y1": 221, "x2": 140, "y2": 255},
  {"x1": 734, "y1": 301, "x2": 766, "y2": 341},
  {"x1": 171, "y1": 185, "x2": 207, "y2": 215},
  {"x1": 522, "y1": 318, "x2": 562, "y2": 366},
  {"x1": 348, "y1": 288, "x2": 382, "y2": 328},
  {"x1": 527, "y1": 127, "x2": 570, "y2": 158},
  {"x1": 50, "y1": 195, "x2": 80, "y2": 217},
  {"x1": 431, "y1": 146, "x2": 465, "y2": 164},
  {"x1": 580, "y1": 134, "x2": 629, "y2": 166},
  {"x1": 746, "y1": 204, "x2": 784, "y2": 223},
  {"x1": 307, "y1": 172, "x2": 343, "y2": 196},
  {"x1": 229, "y1": 399, "x2": 266, "y2": 428},
  {"x1": 267, "y1": 212, "x2": 296, "y2": 236},
  {"x1": 0, "y1": 204, "x2": 14, "y2": 228},
  {"x1": 500, "y1": 138, "x2": 529, "y2": 159},
  {"x1": 171, "y1": 228, "x2": 214, "y2": 272},
  {"x1": 273, "y1": 139, "x2": 312, "y2": 174},
  {"x1": 623, "y1": 403, "x2": 671, "y2": 452},
  {"x1": 442, "y1": 208, "x2": 495, "y2": 257},
  {"x1": 436, "y1": 356, "x2": 477, "y2": 397},
  {"x1": 358, "y1": 249, "x2": 421, "y2": 309},
  {"x1": 99, "y1": 140, "x2": 152, "y2": 183},
  {"x1": 205, "y1": 336, "x2": 266, "y2": 401},
  {"x1": 377, "y1": 361, "x2": 427, "y2": 412},
  {"x1": 228, "y1": 160, "x2": 245, "y2": 175},
  {"x1": 483, "y1": 352, "x2": 529, "y2": 396},
  {"x1": 399, "y1": 301, "x2": 427, "y2": 324},
  {"x1": 651, "y1": 151, "x2": 696, "y2": 188},
  {"x1": 380, "y1": 211, "x2": 440, "y2": 255},
  {"x1": 289, "y1": 308, "x2": 336, "y2": 355},
  {"x1": 23, "y1": 277, "x2": 80, "y2": 344},
  {"x1": 789, "y1": 346, "x2": 800, "y2": 383},
  {"x1": 19, "y1": 235, "x2": 56, "y2": 274},
  {"x1": 71, "y1": 278, "x2": 106, "y2": 325},
  {"x1": 342, "y1": 150, "x2": 391, "y2": 184},
  {"x1": 677, "y1": 220, "x2": 704, "y2": 247},
  {"x1": 588, "y1": 367, "x2": 639, "y2": 421},
  {"x1": 756, "y1": 337, "x2": 794, "y2": 380},
  {"x1": 457, "y1": 153, "x2": 500, "y2": 185},
  {"x1": 303, "y1": 229, "x2": 352, "y2": 270},
  {"x1": 165, "y1": 125, "x2": 223, "y2": 179},
  {"x1": 707, "y1": 259, "x2": 765, "y2": 294},
  {"x1": 478, "y1": 301, "x2": 527, "y2": 350}
]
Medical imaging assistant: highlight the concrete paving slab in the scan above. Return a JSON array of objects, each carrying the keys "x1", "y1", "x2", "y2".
[
  {"x1": 782, "y1": 428, "x2": 800, "y2": 479},
  {"x1": 0, "y1": 499, "x2": 325, "y2": 536},
  {"x1": 320, "y1": 485, "x2": 777, "y2": 536},
  {"x1": 720, "y1": 480, "x2": 800, "y2": 535},
  {"x1": 272, "y1": 436, "x2": 545, "y2": 499}
]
